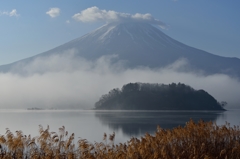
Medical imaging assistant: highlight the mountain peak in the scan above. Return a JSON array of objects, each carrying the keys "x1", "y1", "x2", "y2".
[
  {"x1": 81, "y1": 21, "x2": 182, "y2": 51},
  {"x1": 0, "y1": 22, "x2": 240, "y2": 78}
]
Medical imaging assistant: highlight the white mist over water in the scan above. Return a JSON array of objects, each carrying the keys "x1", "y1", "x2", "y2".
[{"x1": 0, "y1": 52, "x2": 239, "y2": 109}]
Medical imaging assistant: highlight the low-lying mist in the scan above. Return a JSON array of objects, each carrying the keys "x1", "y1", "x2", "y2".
[{"x1": 1, "y1": 51, "x2": 239, "y2": 109}]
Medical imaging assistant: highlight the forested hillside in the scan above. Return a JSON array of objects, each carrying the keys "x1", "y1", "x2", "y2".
[{"x1": 95, "y1": 83, "x2": 225, "y2": 110}]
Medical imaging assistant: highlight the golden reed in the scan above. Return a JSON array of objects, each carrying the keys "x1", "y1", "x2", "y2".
[{"x1": 0, "y1": 119, "x2": 240, "y2": 159}]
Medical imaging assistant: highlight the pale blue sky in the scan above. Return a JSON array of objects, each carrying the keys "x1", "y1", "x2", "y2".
[{"x1": 1, "y1": 0, "x2": 240, "y2": 65}]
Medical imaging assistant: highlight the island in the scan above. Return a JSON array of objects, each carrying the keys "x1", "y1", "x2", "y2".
[
  {"x1": 94, "y1": 82, "x2": 226, "y2": 110},
  {"x1": 27, "y1": 107, "x2": 44, "y2": 110}
]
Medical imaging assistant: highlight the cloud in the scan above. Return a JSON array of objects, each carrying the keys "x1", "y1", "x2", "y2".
[
  {"x1": 1, "y1": 52, "x2": 240, "y2": 110},
  {"x1": 46, "y1": 8, "x2": 60, "y2": 18},
  {"x1": 72, "y1": 6, "x2": 167, "y2": 29},
  {"x1": 66, "y1": 20, "x2": 70, "y2": 24},
  {"x1": 0, "y1": 9, "x2": 20, "y2": 17}
]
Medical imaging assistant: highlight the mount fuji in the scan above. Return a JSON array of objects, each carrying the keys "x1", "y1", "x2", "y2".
[{"x1": 1, "y1": 22, "x2": 240, "y2": 78}]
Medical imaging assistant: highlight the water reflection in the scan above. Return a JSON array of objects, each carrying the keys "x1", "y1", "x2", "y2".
[
  {"x1": 95, "y1": 111, "x2": 224, "y2": 136},
  {"x1": 0, "y1": 110, "x2": 227, "y2": 144}
]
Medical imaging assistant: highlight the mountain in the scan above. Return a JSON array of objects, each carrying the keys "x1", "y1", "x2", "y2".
[{"x1": 1, "y1": 22, "x2": 240, "y2": 77}]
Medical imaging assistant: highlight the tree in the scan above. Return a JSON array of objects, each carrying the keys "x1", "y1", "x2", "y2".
[{"x1": 220, "y1": 101, "x2": 228, "y2": 108}]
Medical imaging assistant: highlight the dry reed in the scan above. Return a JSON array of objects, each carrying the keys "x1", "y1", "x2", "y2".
[{"x1": 0, "y1": 119, "x2": 240, "y2": 158}]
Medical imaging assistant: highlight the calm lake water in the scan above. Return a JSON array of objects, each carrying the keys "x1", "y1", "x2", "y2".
[{"x1": 0, "y1": 109, "x2": 239, "y2": 144}]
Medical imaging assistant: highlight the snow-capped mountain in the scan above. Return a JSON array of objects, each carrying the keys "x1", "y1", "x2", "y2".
[{"x1": 1, "y1": 22, "x2": 240, "y2": 77}]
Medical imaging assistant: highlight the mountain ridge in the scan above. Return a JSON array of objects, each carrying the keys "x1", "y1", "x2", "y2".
[{"x1": 1, "y1": 22, "x2": 240, "y2": 78}]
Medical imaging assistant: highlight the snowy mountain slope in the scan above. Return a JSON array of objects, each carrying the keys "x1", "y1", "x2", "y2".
[{"x1": 1, "y1": 22, "x2": 240, "y2": 77}]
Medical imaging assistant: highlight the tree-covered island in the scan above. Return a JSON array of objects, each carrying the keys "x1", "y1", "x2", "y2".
[{"x1": 95, "y1": 83, "x2": 226, "y2": 110}]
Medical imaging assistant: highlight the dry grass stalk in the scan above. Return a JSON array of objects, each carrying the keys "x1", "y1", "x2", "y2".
[{"x1": 0, "y1": 119, "x2": 239, "y2": 158}]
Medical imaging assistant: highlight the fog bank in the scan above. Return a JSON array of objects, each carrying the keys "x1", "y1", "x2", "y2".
[{"x1": 0, "y1": 53, "x2": 239, "y2": 109}]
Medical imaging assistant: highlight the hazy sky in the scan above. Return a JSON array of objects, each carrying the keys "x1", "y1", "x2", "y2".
[{"x1": 0, "y1": 1, "x2": 240, "y2": 65}]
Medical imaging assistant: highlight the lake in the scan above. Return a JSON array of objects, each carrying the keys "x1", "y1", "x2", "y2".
[{"x1": 0, "y1": 109, "x2": 239, "y2": 144}]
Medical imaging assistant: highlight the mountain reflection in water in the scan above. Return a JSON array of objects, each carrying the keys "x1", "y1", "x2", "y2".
[{"x1": 95, "y1": 111, "x2": 223, "y2": 136}]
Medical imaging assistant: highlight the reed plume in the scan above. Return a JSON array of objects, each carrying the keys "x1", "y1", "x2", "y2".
[{"x1": 0, "y1": 119, "x2": 240, "y2": 158}]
